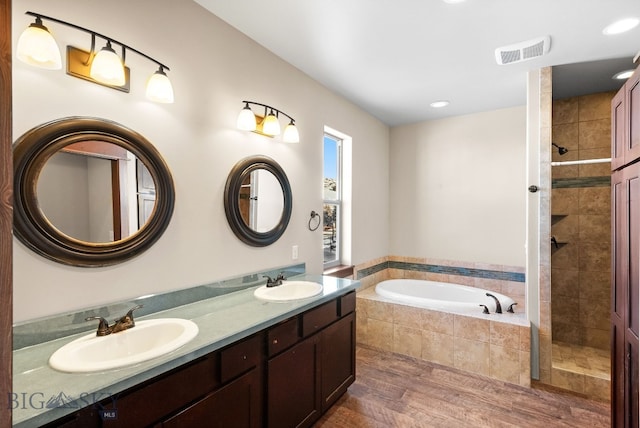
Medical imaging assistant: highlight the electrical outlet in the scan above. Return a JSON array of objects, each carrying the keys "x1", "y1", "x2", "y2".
[{"x1": 292, "y1": 245, "x2": 299, "y2": 260}]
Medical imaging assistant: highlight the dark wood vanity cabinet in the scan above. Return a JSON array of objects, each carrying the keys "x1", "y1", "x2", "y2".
[
  {"x1": 43, "y1": 291, "x2": 356, "y2": 428},
  {"x1": 266, "y1": 292, "x2": 356, "y2": 428}
]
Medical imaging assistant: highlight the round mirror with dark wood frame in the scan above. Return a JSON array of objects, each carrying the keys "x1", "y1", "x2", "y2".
[
  {"x1": 13, "y1": 116, "x2": 175, "y2": 267},
  {"x1": 224, "y1": 156, "x2": 292, "y2": 246}
]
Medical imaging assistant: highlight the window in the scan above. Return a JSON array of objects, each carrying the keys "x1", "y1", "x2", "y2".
[{"x1": 323, "y1": 133, "x2": 341, "y2": 267}]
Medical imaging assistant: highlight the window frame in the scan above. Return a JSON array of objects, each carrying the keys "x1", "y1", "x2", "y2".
[{"x1": 323, "y1": 132, "x2": 342, "y2": 268}]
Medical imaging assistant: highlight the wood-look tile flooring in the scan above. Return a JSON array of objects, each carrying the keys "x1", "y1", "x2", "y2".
[{"x1": 316, "y1": 345, "x2": 610, "y2": 427}]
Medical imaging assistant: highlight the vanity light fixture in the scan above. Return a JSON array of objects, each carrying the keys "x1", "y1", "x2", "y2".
[
  {"x1": 237, "y1": 101, "x2": 300, "y2": 143},
  {"x1": 17, "y1": 11, "x2": 174, "y2": 103}
]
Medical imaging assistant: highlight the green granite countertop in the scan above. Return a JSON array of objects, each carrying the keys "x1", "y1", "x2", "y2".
[{"x1": 12, "y1": 274, "x2": 359, "y2": 427}]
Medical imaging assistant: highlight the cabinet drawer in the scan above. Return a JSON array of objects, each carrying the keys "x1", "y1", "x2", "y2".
[
  {"x1": 268, "y1": 317, "x2": 299, "y2": 357},
  {"x1": 302, "y1": 300, "x2": 338, "y2": 337},
  {"x1": 339, "y1": 292, "x2": 356, "y2": 316},
  {"x1": 220, "y1": 334, "x2": 261, "y2": 383}
]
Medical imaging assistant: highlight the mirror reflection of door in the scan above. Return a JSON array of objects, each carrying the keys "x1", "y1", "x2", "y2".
[
  {"x1": 37, "y1": 141, "x2": 152, "y2": 243},
  {"x1": 136, "y1": 159, "x2": 155, "y2": 228},
  {"x1": 236, "y1": 169, "x2": 284, "y2": 233}
]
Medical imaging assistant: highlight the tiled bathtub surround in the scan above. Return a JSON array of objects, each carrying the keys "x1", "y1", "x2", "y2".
[
  {"x1": 355, "y1": 256, "x2": 526, "y2": 310},
  {"x1": 356, "y1": 287, "x2": 531, "y2": 387}
]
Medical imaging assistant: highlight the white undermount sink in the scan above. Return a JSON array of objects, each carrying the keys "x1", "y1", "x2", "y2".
[
  {"x1": 49, "y1": 318, "x2": 199, "y2": 373},
  {"x1": 254, "y1": 280, "x2": 323, "y2": 302}
]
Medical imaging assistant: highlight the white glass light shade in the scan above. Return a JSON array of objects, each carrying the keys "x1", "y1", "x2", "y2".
[
  {"x1": 282, "y1": 122, "x2": 300, "y2": 143},
  {"x1": 237, "y1": 106, "x2": 257, "y2": 131},
  {"x1": 16, "y1": 22, "x2": 62, "y2": 70},
  {"x1": 146, "y1": 69, "x2": 174, "y2": 103},
  {"x1": 262, "y1": 111, "x2": 281, "y2": 136},
  {"x1": 90, "y1": 43, "x2": 125, "y2": 86}
]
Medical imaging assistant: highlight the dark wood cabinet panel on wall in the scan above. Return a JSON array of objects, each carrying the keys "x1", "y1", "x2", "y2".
[
  {"x1": 612, "y1": 67, "x2": 640, "y2": 170},
  {"x1": 611, "y1": 64, "x2": 640, "y2": 428},
  {"x1": 0, "y1": 1, "x2": 13, "y2": 428}
]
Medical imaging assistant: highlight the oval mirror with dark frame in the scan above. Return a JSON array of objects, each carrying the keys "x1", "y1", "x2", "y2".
[
  {"x1": 13, "y1": 116, "x2": 175, "y2": 267},
  {"x1": 224, "y1": 156, "x2": 292, "y2": 247}
]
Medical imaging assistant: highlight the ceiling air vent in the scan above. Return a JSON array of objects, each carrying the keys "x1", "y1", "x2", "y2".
[{"x1": 495, "y1": 36, "x2": 551, "y2": 65}]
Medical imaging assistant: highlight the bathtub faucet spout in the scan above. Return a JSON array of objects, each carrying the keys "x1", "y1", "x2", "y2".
[{"x1": 485, "y1": 293, "x2": 502, "y2": 314}]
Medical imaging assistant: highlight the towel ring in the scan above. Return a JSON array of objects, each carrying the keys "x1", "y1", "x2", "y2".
[{"x1": 308, "y1": 210, "x2": 321, "y2": 231}]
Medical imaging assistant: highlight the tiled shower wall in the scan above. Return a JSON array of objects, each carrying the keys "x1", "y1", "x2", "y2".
[{"x1": 550, "y1": 91, "x2": 613, "y2": 350}]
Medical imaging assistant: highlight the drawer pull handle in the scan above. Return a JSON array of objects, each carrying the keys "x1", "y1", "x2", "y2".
[
  {"x1": 273, "y1": 339, "x2": 278, "y2": 344},
  {"x1": 242, "y1": 355, "x2": 247, "y2": 360}
]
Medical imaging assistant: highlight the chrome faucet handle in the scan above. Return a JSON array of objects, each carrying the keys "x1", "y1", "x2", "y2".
[
  {"x1": 85, "y1": 316, "x2": 111, "y2": 336},
  {"x1": 507, "y1": 302, "x2": 518, "y2": 313},
  {"x1": 276, "y1": 272, "x2": 286, "y2": 281}
]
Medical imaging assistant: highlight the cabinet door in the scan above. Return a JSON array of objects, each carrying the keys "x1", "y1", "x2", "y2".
[
  {"x1": 321, "y1": 313, "x2": 355, "y2": 411},
  {"x1": 611, "y1": 165, "x2": 640, "y2": 427},
  {"x1": 160, "y1": 368, "x2": 261, "y2": 428},
  {"x1": 267, "y1": 336, "x2": 321, "y2": 428},
  {"x1": 612, "y1": 86, "x2": 626, "y2": 170},
  {"x1": 627, "y1": 69, "x2": 640, "y2": 165}
]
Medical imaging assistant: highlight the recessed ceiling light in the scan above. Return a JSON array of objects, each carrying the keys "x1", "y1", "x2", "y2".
[
  {"x1": 603, "y1": 17, "x2": 639, "y2": 35},
  {"x1": 430, "y1": 100, "x2": 450, "y2": 108},
  {"x1": 613, "y1": 70, "x2": 635, "y2": 80}
]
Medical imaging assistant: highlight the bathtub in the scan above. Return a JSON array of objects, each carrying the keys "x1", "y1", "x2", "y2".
[{"x1": 375, "y1": 279, "x2": 515, "y2": 315}]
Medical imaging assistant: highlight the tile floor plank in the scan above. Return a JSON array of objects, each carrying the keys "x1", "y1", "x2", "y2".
[{"x1": 316, "y1": 345, "x2": 610, "y2": 427}]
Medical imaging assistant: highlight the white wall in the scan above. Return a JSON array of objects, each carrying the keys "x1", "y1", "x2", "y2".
[
  {"x1": 389, "y1": 106, "x2": 527, "y2": 267},
  {"x1": 12, "y1": 0, "x2": 389, "y2": 322}
]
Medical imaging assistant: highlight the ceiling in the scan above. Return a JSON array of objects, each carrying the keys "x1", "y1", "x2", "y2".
[{"x1": 195, "y1": 0, "x2": 640, "y2": 126}]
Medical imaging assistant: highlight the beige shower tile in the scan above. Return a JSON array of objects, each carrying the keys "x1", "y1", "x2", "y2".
[
  {"x1": 367, "y1": 299, "x2": 394, "y2": 322},
  {"x1": 551, "y1": 214, "x2": 579, "y2": 241},
  {"x1": 388, "y1": 268, "x2": 405, "y2": 279},
  {"x1": 579, "y1": 270, "x2": 610, "y2": 302},
  {"x1": 552, "y1": 188, "x2": 580, "y2": 215},
  {"x1": 552, "y1": 122, "x2": 579, "y2": 148},
  {"x1": 367, "y1": 319, "x2": 394, "y2": 350},
  {"x1": 579, "y1": 187, "x2": 610, "y2": 215},
  {"x1": 490, "y1": 344, "x2": 520, "y2": 384},
  {"x1": 579, "y1": 214, "x2": 610, "y2": 243},
  {"x1": 422, "y1": 309, "x2": 454, "y2": 335},
  {"x1": 578, "y1": 91, "x2": 615, "y2": 122},
  {"x1": 584, "y1": 328, "x2": 610, "y2": 350},
  {"x1": 551, "y1": 242, "x2": 579, "y2": 270},
  {"x1": 404, "y1": 270, "x2": 427, "y2": 280},
  {"x1": 356, "y1": 315, "x2": 368, "y2": 345},
  {"x1": 580, "y1": 297, "x2": 609, "y2": 330},
  {"x1": 551, "y1": 268, "x2": 580, "y2": 298},
  {"x1": 393, "y1": 324, "x2": 422, "y2": 358},
  {"x1": 393, "y1": 304, "x2": 423, "y2": 329},
  {"x1": 579, "y1": 119, "x2": 611, "y2": 149},
  {"x1": 584, "y1": 376, "x2": 610, "y2": 402},
  {"x1": 551, "y1": 368, "x2": 585, "y2": 393},
  {"x1": 454, "y1": 337, "x2": 490, "y2": 377},
  {"x1": 520, "y1": 351, "x2": 531, "y2": 387},
  {"x1": 519, "y1": 326, "x2": 531, "y2": 352},
  {"x1": 422, "y1": 330, "x2": 454, "y2": 366},
  {"x1": 454, "y1": 315, "x2": 490, "y2": 342},
  {"x1": 490, "y1": 322, "x2": 520, "y2": 349},
  {"x1": 553, "y1": 97, "x2": 579, "y2": 124},
  {"x1": 578, "y1": 241, "x2": 610, "y2": 272}
]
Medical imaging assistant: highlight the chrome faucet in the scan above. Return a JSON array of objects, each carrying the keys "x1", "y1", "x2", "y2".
[
  {"x1": 86, "y1": 304, "x2": 144, "y2": 336},
  {"x1": 485, "y1": 293, "x2": 502, "y2": 314},
  {"x1": 263, "y1": 272, "x2": 286, "y2": 288}
]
